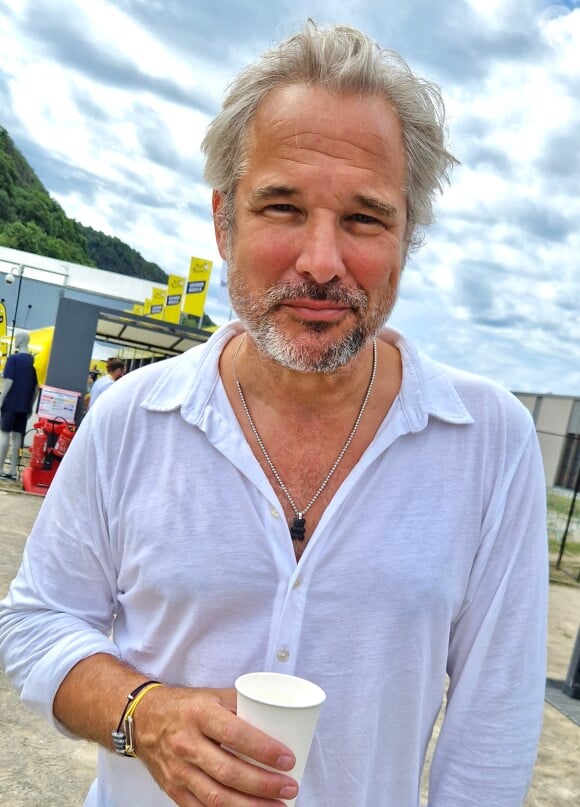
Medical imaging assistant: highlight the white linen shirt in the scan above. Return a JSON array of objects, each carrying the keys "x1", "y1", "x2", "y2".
[{"x1": 0, "y1": 323, "x2": 548, "y2": 807}]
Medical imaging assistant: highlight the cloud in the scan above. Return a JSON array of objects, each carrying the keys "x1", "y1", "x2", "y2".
[
  {"x1": 133, "y1": 107, "x2": 205, "y2": 182},
  {"x1": 508, "y1": 200, "x2": 574, "y2": 243},
  {"x1": 20, "y1": 0, "x2": 216, "y2": 115},
  {"x1": 459, "y1": 141, "x2": 514, "y2": 178},
  {"x1": 112, "y1": 0, "x2": 295, "y2": 66},
  {"x1": 537, "y1": 126, "x2": 580, "y2": 187},
  {"x1": 70, "y1": 87, "x2": 115, "y2": 126},
  {"x1": 0, "y1": 73, "x2": 16, "y2": 131},
  {"x1": 6, "y1": 135, "x2": 102, "y2": 205},
  {"x1": 362, "y1": 0, "x2": 546, "y2": 84}
]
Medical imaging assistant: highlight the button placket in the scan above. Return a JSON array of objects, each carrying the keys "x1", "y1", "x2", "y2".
[
  {"x1": 276, "y1": 646, "x2": 290, "y2": 663},
  {"x1": 271, "y1": 571, "x2": 309, "y2": 670}
]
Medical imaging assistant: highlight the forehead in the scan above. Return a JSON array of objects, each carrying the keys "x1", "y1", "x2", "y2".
[{"x1": 242, "y1": 84, "x2": 406, "y2": 183}]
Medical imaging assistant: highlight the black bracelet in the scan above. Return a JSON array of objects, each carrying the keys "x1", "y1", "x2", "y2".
[{"x1": 111, "y1": 680, "x2": 162, "y2": 756}]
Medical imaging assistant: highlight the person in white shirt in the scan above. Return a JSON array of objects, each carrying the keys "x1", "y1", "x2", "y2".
[
  {"x1": 0, "y1": 21, "x2": 547, "y2": 807},
  {"x1": 88, "y1": 358, "x2": 126, "y2": 408}
]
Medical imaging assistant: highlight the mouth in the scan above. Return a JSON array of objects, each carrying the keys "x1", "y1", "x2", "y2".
[{"x1": 279, "y1": 299, "x2": 352, "y2": 322}]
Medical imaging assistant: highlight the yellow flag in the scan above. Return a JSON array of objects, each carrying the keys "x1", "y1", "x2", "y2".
[
  {"x1": 0, "y1": 300, "x2": 6, "y2": 338},
  {"x1": 182, "y1": 257, "x2": 213, "y2": 319},
  {"x1": 151, "y1": 287, "x2": 166, "y2": 302},
  {"x1": 149, "y1": 287, "x2": 166, "y2": 319},
  {"x1": 132, "y1": 304, "x2": 144, "y2": 316},
  {"x1": 163, "y1": 275, "x2": 185, "y2": 323},
  {"x1": 143, "y1": 299, "x2": 153, "y2": 316}
]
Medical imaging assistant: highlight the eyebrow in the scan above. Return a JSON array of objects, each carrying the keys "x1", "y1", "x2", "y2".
[
  {"x1": 250, "y1": 185, "x2": 298, "y2": 203},
  {"x1": 353, "y1": 194, "x2": 398, "y2": 219},
  {"x1": 250, "y1": 186, "x2": 398, "y2": 219}
]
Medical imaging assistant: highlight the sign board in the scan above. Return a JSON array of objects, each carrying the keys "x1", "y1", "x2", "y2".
[
  {"x1": 38, "y1": 385, "x2": 81, "y2": 422},
  {"x1": 163, "y1": 275, "x2": 186, "y2": 323},
  {"x1": 182, "y1": 256, "x2": 213, "y2": 319}
]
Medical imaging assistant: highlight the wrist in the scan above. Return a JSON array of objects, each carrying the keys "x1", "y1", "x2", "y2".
[{"x1": 112, "y1": 680, "x2": 165, "y2": 758}]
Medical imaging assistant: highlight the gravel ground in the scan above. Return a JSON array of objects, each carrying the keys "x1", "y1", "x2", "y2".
[{"x1": 1, "y1": 483, "x2": 579, "y2": 806}]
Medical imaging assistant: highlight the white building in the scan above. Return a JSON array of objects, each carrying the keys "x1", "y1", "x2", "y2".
[
  {"x1": 1, "y1": 245, "x2": 163, "y2": 332},
  {"x1": 514, "y1": 392, "x2": 580, "y2": 490}
]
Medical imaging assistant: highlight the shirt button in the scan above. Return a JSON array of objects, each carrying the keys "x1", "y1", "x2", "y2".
[
  {"x1": 277, "y1": 647, "x2": 290, "y2": 662},
  {"x1": 270, "y1": 507, "x2": 280, "y2": 519},
  {"x1": 292, "y1": 578, "x2": 302, "y2": 589}
]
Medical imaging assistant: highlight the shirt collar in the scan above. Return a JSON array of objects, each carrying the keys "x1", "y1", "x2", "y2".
[
  {"x1": 379, "y1": 327, "x2": 474, "y2": 429},
  {"x1": 141, "y1": 321, "x2": 474, "y2": 429},
  {"x1": 140, "y1": 321, "x2": 240, "y2": 421}
]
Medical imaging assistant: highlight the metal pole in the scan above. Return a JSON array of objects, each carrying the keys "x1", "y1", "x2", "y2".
[
  {"x1": 7, "y1": 265, "x2": 24, "y2": 355},
  {"x1": 563, "y1": 625, "x2": 580, "y2": 698},
  {"x1": 556, "y1": 442, "x2": 580, "y2": 573}
]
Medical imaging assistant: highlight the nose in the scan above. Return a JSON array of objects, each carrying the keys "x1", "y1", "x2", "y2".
[{"x1": 294, "y1": 215, "x2": 346, "y2": 284}]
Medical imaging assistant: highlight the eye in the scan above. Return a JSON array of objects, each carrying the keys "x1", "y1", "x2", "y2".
[
  {"x1": 266, "y1": 203, "x2": 298, "y2": 213},
  {"x1": 349, "y1": 213, "x2": 382, "y2": 225}
]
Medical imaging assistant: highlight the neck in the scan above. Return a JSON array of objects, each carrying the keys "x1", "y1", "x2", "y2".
[
  {"x1": 231, "y1": 334, "x2": 378, "y2": 413},
  {"x1": 231, "y1": 334, "x2": 380, "y2": 542}
]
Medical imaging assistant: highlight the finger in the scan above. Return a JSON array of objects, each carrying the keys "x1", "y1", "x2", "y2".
[
  {"x1": 214, "y1": 687, "x2": 238, "y2": 713},
  {"x1": 147, "y1": 694, "x2": 298, "y2": 802},
  {"x1": 175, "y1": 764, "x2": 296, "y2": 807},
  {"x1": 190, "y1": 741, "x2": 299, "y2": 802},
  {"x1": 151, "y1": 747, "x2": 297, "y2": 807},
  {"x1": 196, "y1": 697, "x2": 296, "y2": 772}
]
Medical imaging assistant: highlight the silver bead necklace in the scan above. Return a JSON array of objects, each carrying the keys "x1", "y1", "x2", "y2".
[{"x1": 233, "y1": 337, "x2": 378, "y2": 540}]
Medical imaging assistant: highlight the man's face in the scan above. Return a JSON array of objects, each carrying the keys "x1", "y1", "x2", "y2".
[{"x1": 213, "y1": 84, "x2": 408, "y2": 372}]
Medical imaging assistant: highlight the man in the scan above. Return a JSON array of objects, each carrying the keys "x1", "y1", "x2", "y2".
[
  {"x1": 0, "y1": 331, "x2": 38, "y2": 480},
  {"x1": 88, "y1": 357, "x2": 126, "y2": 408},
  {"x1": 0, "y1": 22, "x2": 547, "y2": 807}
]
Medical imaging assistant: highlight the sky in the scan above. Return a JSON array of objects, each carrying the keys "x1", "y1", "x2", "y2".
[{"x1": 1, "y1": 0, "x2": 579, "y2": 395}]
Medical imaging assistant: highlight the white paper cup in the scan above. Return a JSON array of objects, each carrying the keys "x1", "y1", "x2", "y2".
[{"x1": 235, "y1": 672, "x2": 326, "y2": 806}]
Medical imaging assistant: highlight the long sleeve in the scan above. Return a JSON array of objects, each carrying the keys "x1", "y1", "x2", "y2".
[
  {"x1": 0, "y1": 412, "x2": 121, "y2": 733},
  {"x1": 427, "y1": 426, "x2": 548, "y2": 806}
]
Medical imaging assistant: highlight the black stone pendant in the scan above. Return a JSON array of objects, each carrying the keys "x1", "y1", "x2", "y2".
[{"x1": 290, "y1": 516, "x2": 306, "y2": 540}]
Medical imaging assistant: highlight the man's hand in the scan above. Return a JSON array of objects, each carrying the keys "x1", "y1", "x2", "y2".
[
  {"x1": 54, "y1": 656, "x2": 298, "y2": 806},
  {"x1": 133, "y1": 685, "x2": 299, "y2": 806}
]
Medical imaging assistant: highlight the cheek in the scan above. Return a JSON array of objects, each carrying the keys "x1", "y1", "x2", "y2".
[
  {"x1": 346, "y1": 242, "x2": 402, "y2": 294},
  {"x1": 235, "y1": 230, "x2": 299, "y2": 283}
]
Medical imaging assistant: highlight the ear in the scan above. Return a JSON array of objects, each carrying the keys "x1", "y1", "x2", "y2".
[{"x1": 212, "y1": 190, "x2": 229, "y2": 260}]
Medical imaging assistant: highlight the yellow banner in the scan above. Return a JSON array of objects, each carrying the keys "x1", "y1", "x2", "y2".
[
  {"x1": 148, "y1": 287, "x2": 166, "y2": 319},
  {"x1": 149, "y1": 304, "x2": 164, "y2": 319},
  {"x1": 132, "y1": 304, "x2": 144, "y2": 316},
  {"x1": 163, "y1": 275, "x2": 185, "y2": 323},
  {"x1": 151, "y1": 286, "x2": 166, "y2": 302},
  {"x1": 0, "y1": 300, "x2": 6, "y2": 338},
  {"x1": 182, "y1": 257, "x2": 213, "y2": 319}
]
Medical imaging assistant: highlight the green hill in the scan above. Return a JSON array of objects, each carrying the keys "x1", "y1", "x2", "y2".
[{"x1": 0, "y1": 126, "x2": 168, "y2": 283}]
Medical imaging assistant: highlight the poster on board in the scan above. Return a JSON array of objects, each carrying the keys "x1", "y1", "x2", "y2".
[{"x1": 38, "y1": 385, "x2": 81, "y2": 422}]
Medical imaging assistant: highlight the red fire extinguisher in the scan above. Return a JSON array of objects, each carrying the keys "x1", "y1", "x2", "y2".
[
  {"x1": 30, "y1": 420, "x2": 49, "y2": 469},
  {"x1": 53, "y1": 422, "x2": 75, "y2": 458}
]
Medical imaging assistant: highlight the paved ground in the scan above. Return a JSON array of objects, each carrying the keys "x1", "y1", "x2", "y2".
[{"x1": 1, "y1": 483, "x2": 579, "y2": 806}]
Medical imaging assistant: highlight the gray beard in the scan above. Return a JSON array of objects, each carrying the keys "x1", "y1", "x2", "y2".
[{"x1": 228, "y1": 272, "x2": 396, "y2": 373}]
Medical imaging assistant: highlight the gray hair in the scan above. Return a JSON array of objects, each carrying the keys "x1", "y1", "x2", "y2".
[{"x1": 202, "y1": 20, "x2": 458, "y2": 252}]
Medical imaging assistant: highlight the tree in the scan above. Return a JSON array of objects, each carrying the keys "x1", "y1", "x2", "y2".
[
  {"x1": 0, "y1": 220, "x2": 91, "y2": 264},
  {"x1": 0, "y1": 126, "x2": 169, "y2": 282}
]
